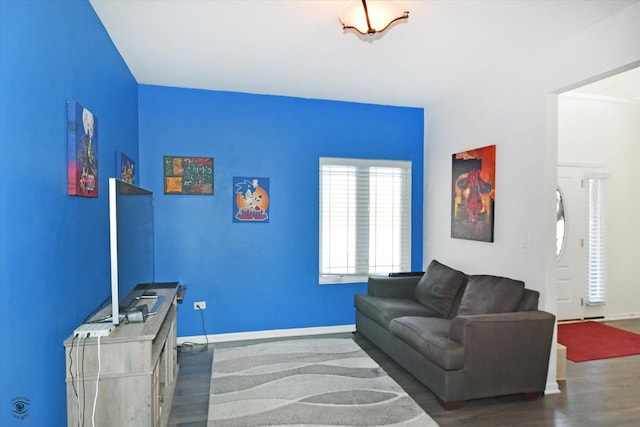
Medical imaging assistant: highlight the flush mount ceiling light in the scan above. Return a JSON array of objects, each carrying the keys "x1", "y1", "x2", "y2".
[{"x1": 339, "y1": 0, "x2": 409, "y2": 36}]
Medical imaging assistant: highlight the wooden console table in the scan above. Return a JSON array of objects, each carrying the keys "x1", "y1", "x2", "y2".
[{"x1": 64, "y1": 283, "x2": 179, "y2": 427}]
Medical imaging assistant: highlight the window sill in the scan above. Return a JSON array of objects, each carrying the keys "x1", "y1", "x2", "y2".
[{"x1": 319, "y1": 275, "x2": 368, "y2": 285}]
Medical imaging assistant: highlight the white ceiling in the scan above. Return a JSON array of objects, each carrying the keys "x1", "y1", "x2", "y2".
[{"x1": 89, "y1": 0, "x2": 640, "y2": 108}]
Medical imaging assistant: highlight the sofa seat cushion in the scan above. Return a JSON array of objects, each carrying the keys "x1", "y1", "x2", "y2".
[
  {"x1": 457, "y1": 275, "x2": 525, "y2": 316},
  {"x1": 415, "y1": 260, "x2": 468, "y2": 318},
  {"x1": 389, "y1": 316, "x2": 464, "y2": 370},
  {"x1": 355, "y1": 294, "x2": 440, "y2": 330}
]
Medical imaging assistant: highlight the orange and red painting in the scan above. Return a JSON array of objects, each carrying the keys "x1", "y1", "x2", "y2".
[{"x1": 451, "y1": 145, "x2": 496, "y2": 242}]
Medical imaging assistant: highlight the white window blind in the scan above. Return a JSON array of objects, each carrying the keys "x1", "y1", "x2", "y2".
[
  {"x1": 319, "y1": 157, "x2": 411, "y2": 283},
  {"x1": 586, "y1": 175, "x2": 609, "y2": 305}
]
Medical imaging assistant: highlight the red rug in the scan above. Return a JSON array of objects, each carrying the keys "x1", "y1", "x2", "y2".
[{"x1": 558, "y1": 321, "x2": 640, "y2": 362}]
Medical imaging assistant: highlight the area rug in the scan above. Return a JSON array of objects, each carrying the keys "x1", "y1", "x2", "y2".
[
  {"x1": 207, "y1": 338, "x2": 438, "y2": 427},
  {"x1": 557, "y1": 321, "x2": 640, "y2": 362}
]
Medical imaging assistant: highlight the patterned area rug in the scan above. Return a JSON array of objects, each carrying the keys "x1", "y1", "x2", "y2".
[{"x1": 207, "y1": 338, "x2": 438, "y2": 426}]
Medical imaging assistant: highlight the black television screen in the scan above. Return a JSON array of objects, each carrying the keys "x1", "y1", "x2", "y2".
[{"x1": 109, "y1": 178, "x2": 154, "y2": 325}]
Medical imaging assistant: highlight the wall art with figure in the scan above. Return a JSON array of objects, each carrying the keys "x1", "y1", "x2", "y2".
[
  {"x1": 67, "y1": 100, "x2": 98, "y2": 197},
  {"x1": 451, "y1": 145, "x2": 495, "y2": 242},
  {"x1": 233, "y1": 177, "x2": 270, "y2": 223}
]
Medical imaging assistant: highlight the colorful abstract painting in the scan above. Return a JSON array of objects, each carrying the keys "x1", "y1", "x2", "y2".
[
  {"x1": 116, "y1": 151, "x2": 135, "y2": 184},
  {"x1": 67, "y1": 100, "x2": 98, "y2": 197},
  {"x1": 451, "y1": 145, "x2": 496, "y2": 242},
  {"x1": 163, "y1": 156, "x2": 214, "y2": 195},
  {"x1": 233, "y1": 177, "x2": 270, "y2": 223}
]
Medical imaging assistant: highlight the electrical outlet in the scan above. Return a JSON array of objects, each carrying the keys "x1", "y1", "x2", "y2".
[{"x1": 194, "y1": 301, "x2": 206, "y2": 310}]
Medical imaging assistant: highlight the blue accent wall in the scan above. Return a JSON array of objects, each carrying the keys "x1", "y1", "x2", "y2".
[
  {"x1": 0, "y1": 1, "x2": 423, "y2": 424},
  {"x1": 0, "y1": 1, "x2": 137, "y2": 425},
  {"x1": 138, "y1": 86, "x2": 424, "y2": 337}
]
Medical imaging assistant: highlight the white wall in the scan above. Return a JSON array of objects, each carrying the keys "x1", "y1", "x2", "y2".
[
  {"x1": 558, "y1": 94, "x2": 640, "y2": 319},
  {"x1": 423, "y1": 3, "x2": 640, "y2": 391}
]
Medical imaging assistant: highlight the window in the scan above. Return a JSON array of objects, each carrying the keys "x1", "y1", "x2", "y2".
[
  {"x1": 556, "y1": 188, "x2": 566, "y2": 257},
  {"x1": 319, "y1": 157, "x2": 411, "y2": 283},
  {"x1": 586, "y1": 175, "x2": 609, "y2": 305}
]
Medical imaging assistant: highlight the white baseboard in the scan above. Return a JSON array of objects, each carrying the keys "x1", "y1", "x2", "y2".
[
  {"x1": 602, "y1": 314, "x2": 640, "y2": 321},
  {"x1": 545, "y1": 380, "x2": 561, "y2": 395},
  {"x1": 178, "y1": 324, "x2": 356, "y2": 345}
]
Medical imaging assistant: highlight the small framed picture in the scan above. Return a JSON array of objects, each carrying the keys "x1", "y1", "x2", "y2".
[
  {"x1": 233, "y1": 177, "x2": 270, "y2": 222},
  {"x1": 116, "y1": 151, "x2": 135, "y2": 184},
  {"x1": 163, "y1": 156, "x2": 214, "y2": 195}
]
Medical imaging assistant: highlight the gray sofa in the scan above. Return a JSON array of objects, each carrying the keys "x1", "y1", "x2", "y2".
[{"x1": 354, "y1": 259, "x2": 555, "y2": 409}]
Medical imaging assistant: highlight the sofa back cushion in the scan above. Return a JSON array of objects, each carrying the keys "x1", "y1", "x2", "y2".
[
  {"x1": 415, "y1": 260, "x2": 468, "y2": 318},
  {"x1": 457, "y1": 275, "x2": 525, "y2": 316},
  {"x1": 516, "y1": 288, "x2": 540, "y2": 311}
]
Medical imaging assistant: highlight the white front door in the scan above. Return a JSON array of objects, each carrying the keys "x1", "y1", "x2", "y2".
[{"x1": 557, "y1": 164, "x2": 606, "y2": 321}]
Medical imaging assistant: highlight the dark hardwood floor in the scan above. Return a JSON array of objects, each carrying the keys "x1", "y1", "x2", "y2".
[
  {"x1": 168, "y1": 319, "x2": 640, "y2": 427},
  {"x1": 168, "y1": 344, "x2": 214, "y2": 427}
]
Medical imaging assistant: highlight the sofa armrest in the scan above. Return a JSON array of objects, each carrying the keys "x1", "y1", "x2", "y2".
[
  {"x1": 449, "y1": 310, "x2": 556, "y2": 399},
  {"x1": 367, "y1": 275, "x2": 422, "y2": 300},
  {"x1": 450, "y1": 310, "x2": 555, "y2": 343}
]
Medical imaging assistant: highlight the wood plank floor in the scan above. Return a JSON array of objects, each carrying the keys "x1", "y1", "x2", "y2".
[{"x1": 168, "y1": 319, "x2": 640, "y2": 427}]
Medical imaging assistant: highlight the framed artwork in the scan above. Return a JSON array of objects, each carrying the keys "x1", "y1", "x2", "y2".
[
  {"x1": 116, "y1": 151, "x2": 135, "y2": 184},
  {"x1": 67, "y1": 100, "x2": 98, "y2": 197},
  {"x1": 451, "y1": 145, "x2": 496, "y2": 242},
  {"x1": 163, "y1": 156, "x2": 214, "y2": 195},
  {"x1": 233, "y1": 177, "x2": 270, "y2": 222}
]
